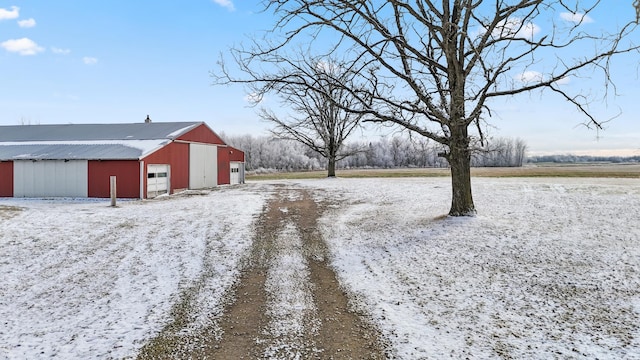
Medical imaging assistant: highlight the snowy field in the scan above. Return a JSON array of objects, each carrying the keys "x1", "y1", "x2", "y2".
[
  {"x1": 304, "y1": 177, "x2": 640, "y2": 359},
  {"x1": 0, "y1": 185, "x2": 271, "y2": 359},
  {"x1": 1, "y1": 177, "x2": 639, "y2": 359}
]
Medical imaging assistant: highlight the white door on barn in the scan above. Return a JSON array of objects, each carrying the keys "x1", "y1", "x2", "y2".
[
  {"x1": 13, "y1": 160, "x2": 88, "y2": 197},
  {"x1": 229, "y1": 162, "x2": 244, "y2": 184},
  {"x1": 147, "y1": 164, "x2": 170, "y2": 198},
  {"x1": 189, "y1": 143, "x2": 217, "y2": 189}
]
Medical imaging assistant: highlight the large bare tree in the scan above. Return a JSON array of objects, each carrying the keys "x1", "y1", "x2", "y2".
[{"x1": 216, "y1": 1, "x2": 638, "y2": 216}]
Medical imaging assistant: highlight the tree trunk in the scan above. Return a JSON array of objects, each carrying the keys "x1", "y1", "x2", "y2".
[
  {"x1": 327, "y1": 155, "x2": 336, "y2": 177},
  {"x1": 447, "y1": 128, "x2": 476, "y2": 216}
]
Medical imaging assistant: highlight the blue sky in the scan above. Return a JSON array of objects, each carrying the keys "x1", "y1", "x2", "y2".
[{"x1": 1, "y1": 1, "x2": 638, "y2": 156}]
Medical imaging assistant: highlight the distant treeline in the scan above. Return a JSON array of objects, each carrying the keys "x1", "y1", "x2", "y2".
[
  {"x1": 528, "y1": 155, "x2": 640, "y2": 163},
  {"x1": 223, "y1": 134, "x2": 528, "y2": 172}
]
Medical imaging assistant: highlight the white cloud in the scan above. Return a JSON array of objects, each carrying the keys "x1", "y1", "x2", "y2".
[
  {"x1": 212, "y1": 0, "x2": 235, "y2": 11},
  {"x1": 18, "y1": 18, "x2": 36, "y2": 28},
  {"x1": 0, "y1": 6, "x2": 19, "y2": 20},
  {"x1": 560, "y1": 12, "x2": 594, "y2": 25},
  {"x1": 515, "y1": 71, "x2": 572, "y2": 86},
  {"x1": 315, "y1": 60, "x2": 342, "y2": 75},
  {"x1": 51, "y1": 47, "x2": 71, "y2": 55},
  {"x1": 515, "y1": 71, "x2": 544, "y2": 83},
  {"x1": 492, "y1": 18, "x2": 540, "y2": 41},
  {"x1": 83, "y1": 57, "x2": 98, "y2": 65},
  {"x1": 1, "y1": 38, "x2": 44, "y2": 55}
]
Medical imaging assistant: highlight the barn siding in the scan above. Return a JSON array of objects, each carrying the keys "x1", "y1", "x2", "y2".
[
  {"x1": 0, "y1": 161, "x2": 13, "y2": 197},
  {"x1": 228, "y1": 146, "x2": 245, "y2": 162},
  {"x1": 176, "y1": 123, "x2": 225, "y2": 145},
  {"x1": 142, "y1": 141, "x2": 189, "y2": 196},
  {"x1": 88, "y1": 160, "x2": 141, "y2": 198},
  {"x1": 218, "y1": 147, "x2": 230, "y2": 185}
]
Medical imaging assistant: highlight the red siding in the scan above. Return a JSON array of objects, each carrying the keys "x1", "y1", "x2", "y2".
[
  {"x1": 218, "y1": 146, "x2": 245, "y2": 185},
  {"x1": 218, "y1": 147, "x2": 230, "y2": 185},
  {"x1": 139, "y1": 124, "x2": 245, "y2": 195},
  {"x1": 228, "y1": 146, "x2": 245, "y2": 162},
  {"x1": 177, "y1": 123, "x2": 225, "y2": 145},
  {"x1": 143, "y1": 141, "x2": 189, "y2": 195},
  {"x1": 0, "y1": 161, "x2": 13, "y2": 197},
  {"x1": 88, "y1": 160, "x2": 141, "y2": 198}
]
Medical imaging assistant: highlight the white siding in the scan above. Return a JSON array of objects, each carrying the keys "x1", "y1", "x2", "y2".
[
  {"x1": 189, "y1": 144, "x2": 217, "y2": 189},
  {"x1": 14, "y1": 160, "x2": 88, "y2": 197}
]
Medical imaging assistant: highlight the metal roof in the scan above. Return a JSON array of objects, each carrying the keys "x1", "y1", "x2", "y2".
[
  {"x1": 0, "y1": 122, "x2": 200, "y2": 160},
  {"x1": 0, "y1": 122, "x2": 201, "y2": 142},
  {"x1": 0, "y1": 144, "x2": 151, "y2": 160}
]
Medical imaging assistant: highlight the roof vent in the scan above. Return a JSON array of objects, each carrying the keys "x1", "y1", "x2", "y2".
[{"x1": 145, "y1": 115, "x2": 152, "y2": 123}]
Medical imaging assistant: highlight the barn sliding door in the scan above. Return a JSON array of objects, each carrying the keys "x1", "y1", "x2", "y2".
[
  {"x1": 14, "y1": 160, "x2": 88, "y2": 197},
  {"x1": 189, "y1": 143, "x2": 217, "y2": 189}
]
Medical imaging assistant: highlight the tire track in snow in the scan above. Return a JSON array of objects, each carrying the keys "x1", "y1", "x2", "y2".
[
  {"x1": 186, "y1": 185, "x2": 386, "y2": 359},
  {"x1": 263, "y1": 221, "x2": 319, "y2": 358}
]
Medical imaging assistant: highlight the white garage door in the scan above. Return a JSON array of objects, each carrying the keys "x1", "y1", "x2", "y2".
[
  {"x1": 189, "y1": 143, "x2": 217, "y2": 189},
  {"x1": 147, "y1": 164, "x2": 169, "y2": 198},
  {"x1": 14, "y1": 160, "x2": 88, "y2": 197}
]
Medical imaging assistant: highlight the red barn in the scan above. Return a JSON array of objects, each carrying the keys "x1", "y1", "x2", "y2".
[{"x1": 0, "y1": 122, "x2": 245, "y2": 199}]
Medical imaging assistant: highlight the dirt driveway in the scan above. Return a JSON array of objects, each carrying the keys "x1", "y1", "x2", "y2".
[{"x1": 138, "y1": 185, "x2": 386, "y2": 359}]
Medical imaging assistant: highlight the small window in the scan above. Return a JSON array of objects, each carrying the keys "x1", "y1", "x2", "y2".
[
  {"x1": 148, "y1": 173, "x2": 156, "y2": 178},
  {"x1": 157, "y1": 172, "x2": 167, "y2": 178}
]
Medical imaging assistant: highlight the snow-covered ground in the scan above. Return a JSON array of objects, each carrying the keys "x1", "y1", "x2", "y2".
[
  {"x1": 1, "y1": 177, "x2": 639, "y2": 359},
  {"x1": 303, "y1": 177, "x2": 640, "y2": 359},
  {"x1": 0, "y1": 185, "x2": 270, "y2": 359}
]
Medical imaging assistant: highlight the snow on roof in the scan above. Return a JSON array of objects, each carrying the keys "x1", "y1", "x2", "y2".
[
  {"x1": 0, "y1": 122, "x2": 200, "y2": 160},
  {"x1": 0, "y1": 140, "x2": 171, "y2": 160},
  {"x1": 0, "y1": 122, "x2": 201, "y2": 142}
]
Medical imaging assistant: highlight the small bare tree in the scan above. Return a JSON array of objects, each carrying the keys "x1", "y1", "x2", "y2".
[
  {"x1": 257, "y1": 59, "x2": 367, "y2": 177},
  {"x1": 216, "y1": 54, "x2": 368, "y2": 177},
  {"x1": 216, "y1": 1, "x2": 639, "y2": 216}
]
